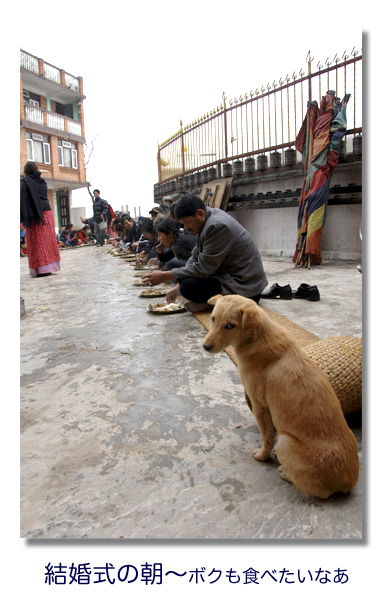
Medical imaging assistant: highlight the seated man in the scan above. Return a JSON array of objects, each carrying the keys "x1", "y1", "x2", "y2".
[
  {"x1": 136, "y1": 217, "x2": 157, "y2": 264},
  {"x1": 142, "y1": 194, "x2": 268, "y2": 311},
  {"x1": 122, "y1": 215, "x2": 140, "y2": 252}
]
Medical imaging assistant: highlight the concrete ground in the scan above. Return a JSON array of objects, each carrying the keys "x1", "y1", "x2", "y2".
[{"x1": 20, "y1": 246, "x2": 362, "y2": 540}]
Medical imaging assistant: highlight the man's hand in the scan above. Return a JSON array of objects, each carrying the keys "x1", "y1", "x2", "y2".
[
  {"x1": 142, "y1": 270, "x2": 167, "y2": 286},
  {"x1": 166, "y1": 284, "x2": 181, "y2": 303}
]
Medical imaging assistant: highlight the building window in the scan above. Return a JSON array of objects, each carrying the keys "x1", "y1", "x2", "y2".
[
  {"x1": 26, "y1": 131, "x2": 51, "y2": 164},
  {"x1": 55, "y1": 101, "x2": 74, "y2": 119},
  {"x1": 58, "y1": 139, "x2": 78, "y2": 169},
  {"x1": 23, "y1": 89, "x2": 40, "y2": 106}
]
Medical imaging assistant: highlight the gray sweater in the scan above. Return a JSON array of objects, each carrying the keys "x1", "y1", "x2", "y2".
[{"x1": 170, "y1": 207, "x2": 268, "y2": 297}]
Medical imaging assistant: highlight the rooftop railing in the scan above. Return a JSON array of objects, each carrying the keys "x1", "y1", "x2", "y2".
[
  {"x1": 20, "y1": 50, "x2": 39, "y2": 74},
  {"x1": 20, "y1": 49, "x2": 82, "y2": 94},
  {"x1": 156, "y1": 48, "x2": 362, "y2": 190}
]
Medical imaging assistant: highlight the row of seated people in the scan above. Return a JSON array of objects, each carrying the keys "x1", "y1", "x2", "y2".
[
  {"x1": 57, "y1": 224, "x2": 95, "y2": 248},
  {"x1": 110, "y1": 204, "x2": 196, "y2": 270}
]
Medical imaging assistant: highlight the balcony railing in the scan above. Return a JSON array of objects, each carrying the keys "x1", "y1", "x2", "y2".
[
  {"x1": 156, "y1": 48, "x2": 362, "y2": 189},
  {"x1": 43, "y1": 62, "x2": 61, "y2": 84},
  {"x1": 20, "y1": 51, "x2": 39, "y2": 74},
  {"x1": 24, "y1": 104, "x2": 44, "y2": 125},
  {"x1": 64, "y1": 73, "x2": 79, "y2": 92},
  {"x1": 47, "y1": 112, "x2": 65, "y2": 131},
  {"x1": 20, "y1": 49, "x2": 82, "y2": 94},
  {"x1": 66, "y1": 120, "x2": 82, "y2": 135},
  {"x1": 23, "y1": 104, "x2": 82, "y2": 137}
]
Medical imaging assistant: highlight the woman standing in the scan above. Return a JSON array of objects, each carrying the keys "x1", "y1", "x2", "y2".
[{"x1": 20, "y1": 161, "x2": 61, "y2": 277}]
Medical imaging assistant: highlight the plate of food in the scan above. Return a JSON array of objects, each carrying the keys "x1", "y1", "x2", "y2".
[
  {"x1": 140, "y1": 288, "x2": 169, "y2": 297},
  {"x1": 133, "y1": 279, "x2": 149, "y2": 286},
  {"x1": 133, "y1": 271, "x2": 147, "y2": 277},
  {"x1": 133, "y1": 279, "x2": 171, "y2": 288},
  {"x1": 147, "y1": 302, "x2": 186, "y2": 314}
]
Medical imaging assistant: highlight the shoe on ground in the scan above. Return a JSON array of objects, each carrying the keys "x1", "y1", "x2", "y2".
[
  {"x1": 261, "y1": 283, "x2": 292, "y2": 300},
  {"x1": 184, "y1": 301, "x2": 213, "y2": 313},
  {"x1": 357, "y1": 264, "x2": 362, "y2": 274},
  {"x1": 292, "y1": 283, "x2": 320, "y2": 301}
]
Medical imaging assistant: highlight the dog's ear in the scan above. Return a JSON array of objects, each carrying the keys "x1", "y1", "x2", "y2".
[
  {"x1": 241, "y1": 303, "x2": 262, "y2": 331},
  {"x1": 207, "y1": 294, "x2": 223, "y2": 306}
]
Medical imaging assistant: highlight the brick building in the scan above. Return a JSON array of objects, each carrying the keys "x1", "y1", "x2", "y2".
[{"x1": 20, "y1": 49, "x2": 88, "y2": 229}]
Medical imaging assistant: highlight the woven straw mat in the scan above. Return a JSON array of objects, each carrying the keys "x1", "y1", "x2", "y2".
[
  {"x1": 303, "y1": 336, "x2": 362, "y2": 415},
  {"x1": 193, "y1": 306, "x2": 361, "y2": 415}
]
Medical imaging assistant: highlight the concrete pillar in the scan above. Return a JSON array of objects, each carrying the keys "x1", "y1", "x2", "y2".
[
  {"x1": 20, "y1": 129, "x2": 28, "y2": 173},
  {"x1": 50, "y1": 135, "x2": 60, "y2": 178},
  {"x1": 77, "y1": 142, "x2": 86, "y2": 184}
]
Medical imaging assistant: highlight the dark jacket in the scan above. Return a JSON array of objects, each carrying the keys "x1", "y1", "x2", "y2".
[
  {"x1": 123, "y1": 221, "x2": 140, "y2": 245},
  {"x1": 171, "y1": 207, "x2": 268, "y2": 297},
  {"x1": 92, "y1": 197, "x2": 109, "y2": 223},
  {"x1": 20, "y1": 172, "x2": 51, "y2": 226}
]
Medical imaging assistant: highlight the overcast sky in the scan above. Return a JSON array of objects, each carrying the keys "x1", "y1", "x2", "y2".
[{"x1": 17, "y1": 4, "x2": 362, "y2": 218}]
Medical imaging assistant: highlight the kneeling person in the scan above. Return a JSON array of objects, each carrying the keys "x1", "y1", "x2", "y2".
[{"x1": 142, "y1": 194, "x2": 268, "y2": 311}]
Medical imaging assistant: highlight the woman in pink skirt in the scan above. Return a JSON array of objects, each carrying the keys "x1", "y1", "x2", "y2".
[{"x1": 20, "y1": 162, "x2": 61, "y2": 277}]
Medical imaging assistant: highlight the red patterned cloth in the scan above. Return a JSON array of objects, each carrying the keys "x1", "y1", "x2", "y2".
[{"x1": 25, "y1": 210, "x2": 61, "y2": 276}]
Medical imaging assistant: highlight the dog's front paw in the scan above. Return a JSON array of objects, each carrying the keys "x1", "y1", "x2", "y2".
[{"x1": 252, "y1": 447, "x2": 271, "y2": 461}]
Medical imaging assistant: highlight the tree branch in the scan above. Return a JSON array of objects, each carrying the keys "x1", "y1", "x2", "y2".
[{"x1": 84, "y1": 135, "x2": 98, "y2": 201}]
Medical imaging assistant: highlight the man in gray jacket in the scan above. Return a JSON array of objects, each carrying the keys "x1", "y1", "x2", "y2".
[{"x1": 143, "y1": 195, "x2": 268, "y2": 312}]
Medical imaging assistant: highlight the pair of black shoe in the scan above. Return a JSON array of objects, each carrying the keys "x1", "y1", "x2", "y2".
[{"x1": 261, "y1": 282, "x2": 320, "y2": 302}]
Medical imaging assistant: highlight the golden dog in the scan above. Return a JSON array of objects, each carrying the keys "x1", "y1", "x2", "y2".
[{"x1": 203, "y1": 294, "x2": 359, "y2": 499}]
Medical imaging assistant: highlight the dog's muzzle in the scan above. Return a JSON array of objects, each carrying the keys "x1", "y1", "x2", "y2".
[{"x1": 203, "y1": 343, "x2": 213, "y2": 351}]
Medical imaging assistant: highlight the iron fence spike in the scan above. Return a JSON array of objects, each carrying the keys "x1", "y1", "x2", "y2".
[{"x1": 156, "y1": 48, "x2": 361, "y2": 181}]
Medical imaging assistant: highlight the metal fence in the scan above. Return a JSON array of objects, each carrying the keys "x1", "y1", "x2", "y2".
[{"x1": 156, "y1": 48, "x2": 362, "y2": 190}]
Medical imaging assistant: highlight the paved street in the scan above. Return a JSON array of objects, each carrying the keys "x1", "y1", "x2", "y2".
[{"x1": 20, "y1": 247, "x2": 362, "y2": 539}]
